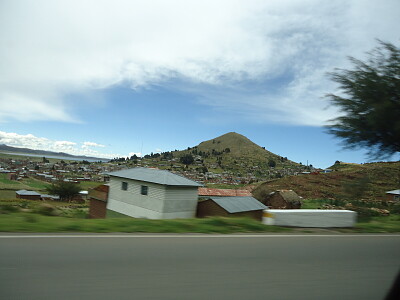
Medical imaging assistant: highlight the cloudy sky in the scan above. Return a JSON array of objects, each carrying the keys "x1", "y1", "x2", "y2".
[{"x1": 0, "y1": 0, "x2": 399, "y2": 168}]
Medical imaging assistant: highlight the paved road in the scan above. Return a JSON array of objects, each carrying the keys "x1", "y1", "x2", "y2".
[{"x1": 0, "y1": 234, "x2": 399, "y2": 300}]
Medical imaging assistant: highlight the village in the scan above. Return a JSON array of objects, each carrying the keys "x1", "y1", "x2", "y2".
[{"x1": 1, "y1": 152, "x2": 368, "y2": 228}]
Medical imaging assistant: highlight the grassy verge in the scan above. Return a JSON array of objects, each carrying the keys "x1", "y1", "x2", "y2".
[
  {"x1": 0, "y1": 212, "x2": 292, "y2": 233},
  {"x1": 353, "y1": 215, "x2": 400, "y2": 233},
  {"x1": 0, "y1": 211, "x2": 399, "y2": 233}
]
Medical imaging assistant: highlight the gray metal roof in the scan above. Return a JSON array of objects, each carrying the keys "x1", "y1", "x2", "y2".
[
  {"x1": 107, "y1": 168, "x2": 202, "y2": 187},
  {"x1": 16, "y1": 190, "x2": 41, "y2": 196},
  {"x1": 386, "y1": 189, "x2": 400, "y2": 195},
  {"x1": 209, "y1": 196, "x2": 267, "y2": 213}
]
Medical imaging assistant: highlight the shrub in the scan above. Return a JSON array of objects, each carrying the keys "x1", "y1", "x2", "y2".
[{"x1": 35, "y1": 203, "x2": 61, "y2": 216}]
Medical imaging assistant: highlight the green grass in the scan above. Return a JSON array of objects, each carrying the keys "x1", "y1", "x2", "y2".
[
  {"x1": 354, "y1": 215, "x2": 400, "y2": 233},
  {"x1": 0, "y1": 209, "x2": 399, "y2": 233},
  {"x1": 0, "y1": 190, "x2": 19, "y2": 200},
  {"x1": 0, "y1": 212, "x2": 292, "y2": 233}
]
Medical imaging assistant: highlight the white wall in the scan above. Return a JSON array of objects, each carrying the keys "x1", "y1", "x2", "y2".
[
  {"x1": 107, "y1": 177, "x2": 198, "y2": 219},
  {"x1": 262, "y1": 209, "x2": 357, "y2": 228}
]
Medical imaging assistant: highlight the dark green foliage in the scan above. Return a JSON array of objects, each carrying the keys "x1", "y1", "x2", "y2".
[
  {"x1": 268, "y1": 159, "x2": 276, "y2": 168},
  {"x1": 180, "y1": 154, "x2": 194, "y2": 165},
  {"x1": 46, "y1": 181, "x2": 82, "y2": 201},
  {"x1": 326, "y1": 41, "x2": 400, "y2": 158}
]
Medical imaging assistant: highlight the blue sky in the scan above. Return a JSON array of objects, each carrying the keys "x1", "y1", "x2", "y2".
[{"x1": 0, "y1": 0, "x2": 399, "y2": 168}]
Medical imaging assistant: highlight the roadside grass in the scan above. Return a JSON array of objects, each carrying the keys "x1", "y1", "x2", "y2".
[
  {"x1": 353, "y1": 215, "x2": 400, "y2": 233},
  {"x1": 0, "y1": 212, "x2": 292, "y2": 233},
  {"x1": 0, "y1": 209, "x2": 399, "y2": 233}
]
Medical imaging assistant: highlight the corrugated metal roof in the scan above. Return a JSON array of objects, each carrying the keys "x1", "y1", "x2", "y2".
[
  {"x1": 386, "y1": 189, "x2": 400, "y2": 195},
  {"x1": 198, "y1": 188, "x2": 252, "y2": 197},
  {"x1": 16, "y1": 190, "x2": 41, "y2": 196},
  {"x1": 107, "y1": 168, "x2": 202, "y2": 187},
  {"x1": 209, "y1": 196, "x2": 267, "y2": 213}
]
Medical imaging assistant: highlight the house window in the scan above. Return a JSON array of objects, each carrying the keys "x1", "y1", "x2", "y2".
[
  {"x1": 121, "y1": 182, "x2": 128, "y2": 191},
  {"x1": 141, "y1": 185, "x2": 148, "y2": 195}
]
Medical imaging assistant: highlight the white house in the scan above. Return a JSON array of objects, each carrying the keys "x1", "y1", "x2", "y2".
[{"x1": 106, "y1": 167, "x2": 202, "y2": 219}]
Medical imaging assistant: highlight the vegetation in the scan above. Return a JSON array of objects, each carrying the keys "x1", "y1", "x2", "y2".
[
  {"x1": 253, "y1": 161, "x2": 400, "y2": 202},
  {"x1": 0, "y1": 211, "x2": 291, "y2": 233},
  {"x1": 326, "y1": 41, "x2": 400, "y2": 158},
  {"x1": 46, "y1": 181, "x2": 82, "y2": 201}
]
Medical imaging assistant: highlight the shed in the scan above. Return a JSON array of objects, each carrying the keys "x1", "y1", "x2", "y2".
[
  {"x1": 106, "y1": 168, "x2": 202, "y2": 219},
  {"x1": 263, "y1": 190, "x2": 302, "y2": 209},
  {"x1": 196, "y1": 196, "x2": 267, "y2": 220},
  {"x1": 16, "y1": 190, "x2": 41, "y2": 200},
  {"x1": 386, "y1": 189, "x2": 400, "y2": 201}
]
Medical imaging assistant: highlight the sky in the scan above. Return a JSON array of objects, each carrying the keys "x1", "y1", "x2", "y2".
[{"x1": 0, "y1": 0, "x2": 399, "y2": 169}]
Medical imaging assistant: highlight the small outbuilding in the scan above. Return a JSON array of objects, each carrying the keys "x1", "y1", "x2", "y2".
[
  {"x1": 15, "y1": 190, "x2": 41, "y2": 200},
  {"x1": 386, "y1": 189, "x2": 400, "y2": 201},
  {"x1": 262, "y1": 190, "x2": 302, "y2": 209},
  {"x1": 196, "y1": 196, "x2": 267, "y2": 221}
]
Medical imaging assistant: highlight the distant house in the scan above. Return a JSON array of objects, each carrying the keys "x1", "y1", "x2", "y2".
[
  {"x1": 16, "y1": 190, "x2": 41, "y2": 200},
  {"x1": 196, "y1": 196, "x2": 267, "y2": 221},
  {"x1": 106, "y1": 168, "x2": 202, "y2": 219},
  {"x1": 262, "y1": 190, "x2": 302, "y2": 209},
  {"x1": 198, "y1": 187, "x2": 252, "y2": 198},
  {"x1": 386, "y1": 189, "x2": 400, "y2": 201},
  {"x1": 88, "y1": 184, "x2": 109, "y2": 219}
]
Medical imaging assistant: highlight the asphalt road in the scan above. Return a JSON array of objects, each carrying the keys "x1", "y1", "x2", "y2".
[{"x1": 0, "y1": 234, "x2": 399, "y2": 300}]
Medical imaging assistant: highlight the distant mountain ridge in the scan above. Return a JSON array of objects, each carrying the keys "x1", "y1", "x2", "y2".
[{"x1": 0, "y1": 144, "x2": 107, "y2": 161}]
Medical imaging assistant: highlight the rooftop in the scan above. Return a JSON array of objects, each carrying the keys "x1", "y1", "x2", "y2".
[
  {"x1": 107, "y1": 167, "x2": 202, "y2": 187},
  {"x1": 209, "y1": 196, "x2": 267, "y2": 213}
]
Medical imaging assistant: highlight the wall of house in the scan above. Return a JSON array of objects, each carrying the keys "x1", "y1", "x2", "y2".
[
  {"x1": 107, "y1": 177, "x2": 165, "y2": 218},
  {"x1": 197, "y1": 200, "x2": 229, "y2": 218},
  {"x1": 89, "y1": 199, "x2": 107, "y2": 219},
  {"x1": 107, "y1": 177, "x2": 198, "y2": 219},
  {"x1": 196, "y1": 200, "x2": 263, "y2": 220},
  {"x1": 163, "y1": 186, "x2": 199, "y2": 218},
  {"x1": 16, "y1": 194, "x2": 41, "y2": 200}
]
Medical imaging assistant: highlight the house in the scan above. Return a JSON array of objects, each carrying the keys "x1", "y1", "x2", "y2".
[
  {"x1": 16, "y1": 190, "x2": 41, "y2": 200},
  {"x1": 262, "y1": 190, "x2": 302, "y2": 209},
  {"x1": 106, "y1": 167, "x2": 202, "y2": 219},
  {"x1": 198, "y1": 187, "x2": 252, "y2": 198},
  {"x1": 386, "y1": 189, "x2": 400, "y2": 201},
  {"x1": 88, "y1": 184, "x2": 109, "y2": 219},
  {"x1": 196, "y1": 196, "x2": 267, "y2": 221}
]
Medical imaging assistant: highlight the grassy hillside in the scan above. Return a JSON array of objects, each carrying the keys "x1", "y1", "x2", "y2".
[
  {"x1": 252, "y1": 161, "x2": 400, "y2": 202},
  {"x1": 165, "y1": 132, "x2": 303, "y2": 179}
]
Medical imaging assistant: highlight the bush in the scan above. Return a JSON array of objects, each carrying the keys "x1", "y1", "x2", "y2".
[
  {"x1": 0, "y1": 204, "x2": 19, "y2": 214},
  {"x1": 34, "y1": 203, "x2": 61, "y2": 216}
]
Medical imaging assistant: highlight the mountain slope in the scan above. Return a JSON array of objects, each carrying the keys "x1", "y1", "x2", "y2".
[{"x1": 252, "y1": 161, "x2": 400, "y2": 201}]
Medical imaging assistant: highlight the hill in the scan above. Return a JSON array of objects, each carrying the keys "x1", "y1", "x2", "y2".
[
  {"x1": 137, "y1": 132, "x2": 306, "y2": 183},
  {"x1": 252, "y1": 161, "x2": 400, "y2": 202}
]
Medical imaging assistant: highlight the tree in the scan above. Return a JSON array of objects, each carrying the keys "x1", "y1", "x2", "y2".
[
  {"x1": 180, "y1": 154, "x2": 194, "y2": 166},
  {"x1": 325, "y1": 41, "x2": 400, "y2": 158},
  {"x1": 46, "y1": 181, "x2": 82, "y2": 202},
  {"x1": 268, "y1": 159, "x2": 276, "y2": 168}
]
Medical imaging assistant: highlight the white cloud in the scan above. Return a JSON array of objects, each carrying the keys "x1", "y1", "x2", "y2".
[
  {"x1": 82, "y1": 142, "x2": 105, "y2": 148},
  {"x1": 0, "y1": 131, "x2": 120, "y2": 158},
  {"x1": 0, "y1": 0, "x2": 399, "y2": 125},
  {"x1": 128, "y1": 152, "x2": 142, "y2": 158}
]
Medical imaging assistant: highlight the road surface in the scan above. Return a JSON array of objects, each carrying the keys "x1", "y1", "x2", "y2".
[{"x1": 0, "y1": 234, "x2": 399, "y2": 300}]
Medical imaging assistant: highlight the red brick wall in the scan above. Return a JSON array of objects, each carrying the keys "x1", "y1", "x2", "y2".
[{"x1": 89, "y1": 199, "x2": 107, "y2": 219}]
